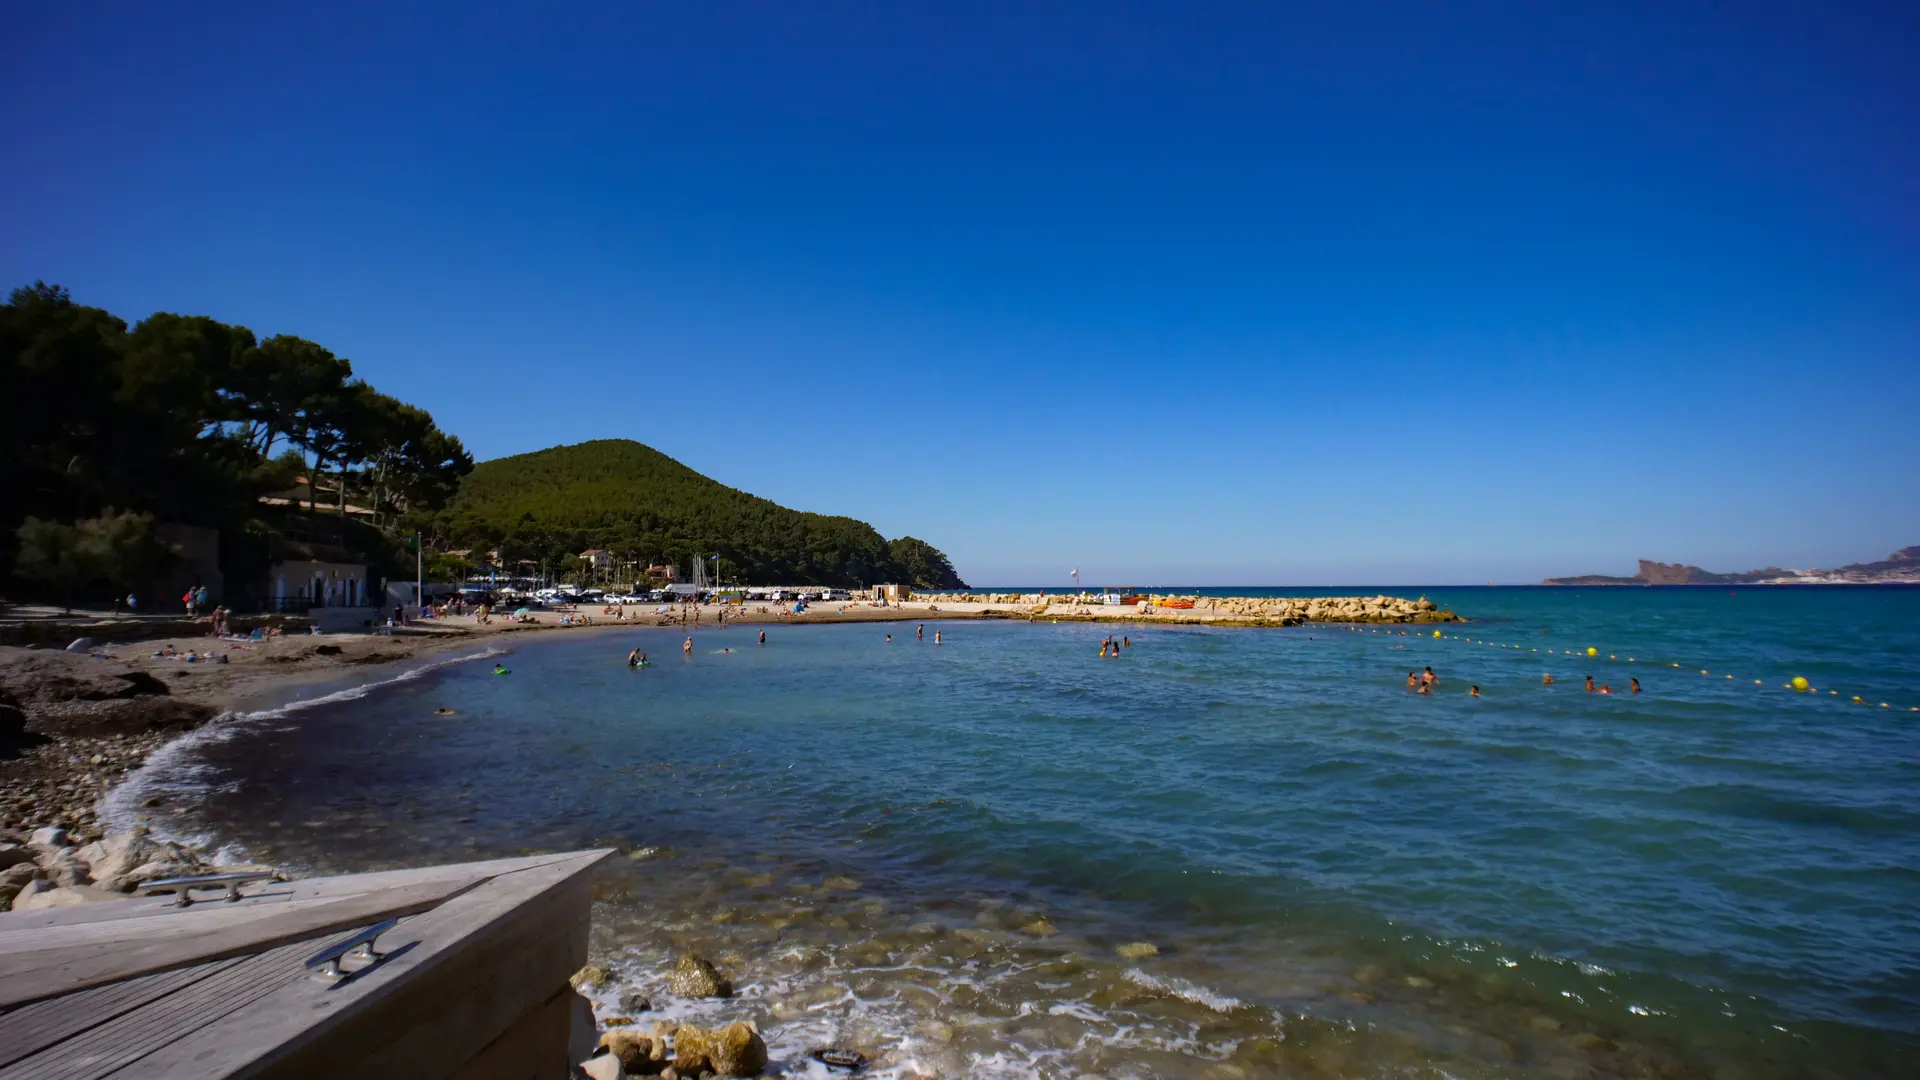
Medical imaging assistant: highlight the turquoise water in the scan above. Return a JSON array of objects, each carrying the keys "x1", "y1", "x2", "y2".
[{"x1": 120, "y1": 587, "x2": 1919, "y2": 1077}]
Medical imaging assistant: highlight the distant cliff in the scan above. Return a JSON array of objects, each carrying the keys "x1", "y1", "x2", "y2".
[{"x1": 1544, "y1": 547, "x2": 1920, "y2": 586}]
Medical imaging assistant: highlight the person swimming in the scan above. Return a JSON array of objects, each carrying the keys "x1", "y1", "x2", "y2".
[
  {"x1": 492, "y1": 664, "x2": 509, "y2": 675},
  {"x1": 1584, "y1": 675, "x2": 1595, "y2": 692},
  {"x1": 1542, "y1": 673, "x2": 1554, "y2": 685},
  {"x1": 916, "y1": 623, "x2": 924, "y2": 640},
  {"x1": 934, "y1": 630, "x2": 942, "y2": 645},
  {"x1": 886, "y1": 634, "x2": 892, "y2": 643},
  {"x1": 1599, "y1": 683, "x2": 1613, "y2": 694},
  {"x1": 683, "y1": 636, "x2": 693, "y2": 656},
  {"x1": 1407, "y1": 672, "x2": 1419, "y2": 688},
  {"x1": 1470, "y1": 685, "x2": 1480, "y2": 698},
  {"x1": 1417, "y1": 682, "x2": 1430, "y2": 695},
  {"x1": 627, "y1": 648, "x2": 641, "y2": 668},
  {"x1": 1122, "y1": 636, "x2": 1130, "y2": 648},
  {"x1": 1631, "y1": 677, "x2": 1640, "y2": 694},
  {"x1": 1422, "y1": 666, "x2": 1437, "y2": 686},
  {"x1": 759, "y1": 629, "x2": 766, "y2": 645}
]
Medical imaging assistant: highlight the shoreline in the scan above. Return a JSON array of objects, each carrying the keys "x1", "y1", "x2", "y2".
[{"x1": 1, "y1": 592, "x2": 1457, "y2": 840}]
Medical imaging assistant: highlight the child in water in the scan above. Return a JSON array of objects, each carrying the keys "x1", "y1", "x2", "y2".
[
  {"x1": 1470, "y1": 685, "x2": 1480, "y2": 698},
  {"x1": 1630, "y1": 677, "x2": 1640, "y2": 694}
]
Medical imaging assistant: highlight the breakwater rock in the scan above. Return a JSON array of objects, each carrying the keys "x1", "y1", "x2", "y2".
[{"x1": 913, "y1": 593, "x2": 1462, "y2": 626}]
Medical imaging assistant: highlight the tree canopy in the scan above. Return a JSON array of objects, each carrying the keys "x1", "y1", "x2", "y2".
[
  {"x1": 427, "y1": 439, "x2": 967, "y2": 589},
  {"x1": 2, "y1": 282, "x2": 472, "y2": 600}
]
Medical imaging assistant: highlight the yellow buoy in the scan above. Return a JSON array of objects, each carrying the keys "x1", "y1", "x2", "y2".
[
  {"x1": 1791, "y1": 676, "x2": 1809, "y2": 692},
  {"x1": 1434, "y1": 630, "x2": 1441, "y2": 638},
  {"x1": 1587, "y1": 647, "x2": 1598, "y2": 657},
  {"x1": 1852, "y1": 695, "x2": 1864, "y2": 703}
]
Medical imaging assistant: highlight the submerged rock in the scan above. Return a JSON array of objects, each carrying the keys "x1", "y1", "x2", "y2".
[
  {"x1": 671, "y1": 1021, "x2": 767, "y2": 1077},
  {"x1": 602, "y1": 1029, "x2": 668, "y2": 1074},
  {"x1": 572, "y1": 964, "x2": 615, "y2": 991},
  {"x1": 668, "y1": 952, "x2": 733, "y2": 998},
  {"x1": 1115, "y1": 941, "x2": 1159, "y2": 961}
]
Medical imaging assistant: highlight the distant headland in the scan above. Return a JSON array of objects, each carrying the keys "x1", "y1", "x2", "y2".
[{"x1": 1543, "y1": 546, "x2": 1920, "y2": 586}]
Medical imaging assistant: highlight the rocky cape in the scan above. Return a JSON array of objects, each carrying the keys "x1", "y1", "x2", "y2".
[{"x1": 1543, "y1": 546, "x2": 1920, "y2": 586}]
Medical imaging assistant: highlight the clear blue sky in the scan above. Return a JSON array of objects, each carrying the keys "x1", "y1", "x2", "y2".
[{"x1": 6, "y1": 2, "x2": 1916, "y2": 585}]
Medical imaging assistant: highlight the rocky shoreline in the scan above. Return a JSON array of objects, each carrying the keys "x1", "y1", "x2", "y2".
[{"x1": 917, "y1": 592, "x2": 1462, "y2": 626}]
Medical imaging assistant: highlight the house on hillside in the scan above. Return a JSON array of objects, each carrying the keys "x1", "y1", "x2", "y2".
[
  {"x1": 644, "y1": 563, "x2": 679, "y2": 584},
  {"x1": 578, "y1": 549, "x2": 613, "y2": 572}
]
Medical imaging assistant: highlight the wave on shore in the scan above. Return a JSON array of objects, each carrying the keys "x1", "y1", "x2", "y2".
[{"x1": 95, "y1": 645, "x2": 511, "y2": 850}]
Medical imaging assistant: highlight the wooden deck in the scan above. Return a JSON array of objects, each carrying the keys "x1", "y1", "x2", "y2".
[{"x1": 0, "y1": 849, "x2": 611, "y2": 1079}]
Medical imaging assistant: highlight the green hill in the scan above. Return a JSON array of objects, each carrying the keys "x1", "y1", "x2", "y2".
[{"x1": 426, "y1": 439, "x2": 965, "y2": 589}]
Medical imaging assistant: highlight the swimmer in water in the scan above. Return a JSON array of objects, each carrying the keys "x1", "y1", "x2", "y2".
[
  {"x1": 1599, "y1": 683, "x2": 1613, "y2": 694},
  {"x1": 1417, "y1": 682, "x2": 1430, "y2": 695},
  {"x1": 1470, "y1": 685, "x2": 1480, "y2": 698},
  {"x1": 1631, "y1": 677, "x2": 1640, "y2": 694},
  {"x1": 492, "y1": 664, "x2": 509, "y2": 675},
  {"x1": 759, "y1": 629, "x2": 766, "y2": 645},
  {"x1": 627, "y1": 648, "x2": 641, "y2": 668},
  {"x1": 1584, "y1": 675, "x2": 1595, "y2": 693},
  {"x1": 1542, "y1": 673, "x2": 1554, "y2": 685},
  {"x1": 1122, "y1": 636, "x2": 1130, "y2": 648},
  {"x1": 934, "y1": 630, "x2": 942, "y2": 645},
  {"x1": 683, "y1": 637, "x2": 693, "y2": 656},
  {"x1": 1422, "y1": 666, "x2": 1437, "y2": 687},
  {"x1": 1407, "y1": 672, "x2": 1419, "y2": 688},
  {"x1": 916, "y1": 623, "x2": 924, "y2": 640},
  {"x1": 886, "y1": 634, "x2": 892, "y2": 643}
]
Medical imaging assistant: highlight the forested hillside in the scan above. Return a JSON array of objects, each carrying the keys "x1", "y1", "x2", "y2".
[{"x1": 427, "y1": 440, "x2": 966, "y2": 589}]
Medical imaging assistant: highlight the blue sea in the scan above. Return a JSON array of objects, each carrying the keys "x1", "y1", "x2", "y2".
[{"x1": 112, "y1": 587, "x2": 1919, "y2": 1078}]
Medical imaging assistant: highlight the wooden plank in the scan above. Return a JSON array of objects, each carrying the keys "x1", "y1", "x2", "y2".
[
  {"x1": 0, "y1": 852, "x2": 583, "y2": 935},
  {"x1": 121, "y1": 850, "x2": 611, "y2": 1080},
  {"x1": 0, "y1": 931, "x2": 360, "y2": 1080},
  {"x1": 0, "y1": 879, "x2": 481, "y2": 1008},
  {"x1": 0, "y1": 956, "x2": 243, "y2": 1070},
  {"x1": 445, "y1": 985, "x2": 574, "y2": 1080}
]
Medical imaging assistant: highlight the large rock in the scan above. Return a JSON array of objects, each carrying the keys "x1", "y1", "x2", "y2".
[
  {"x1": 1, "y1": 863, "x2": 41, "y2": 907},
  {"x1": 75, "y1": 830, "x2": 166, "y2": 889},
  {"x1": 29, "y1": 826, "x2": 69, "y2": 848},
  {"x1": 34, "y1": 847, "x2": 93, "y2": 889},
  {"x1": 0, "y1": 843, "x2": 35, "y2": 870},
  {"x1": 11, "y1": 879, "x2": 112, "y2": 910},
  {"x1": 672, "y1": 1022, "x2": 766, "y2": 1077},
  {"x1": 668, "y1": 952, "x2": 732, "y2": 998},
  {"x1": 602, "y1": 1030, "x2": 668, "y2": 1074},
  {"x1": 578, "y1": 1053, "x2": 627, "y2": 1080}
]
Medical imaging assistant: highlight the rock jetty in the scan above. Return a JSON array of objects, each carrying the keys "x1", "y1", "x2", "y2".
[{"x1": 911, "y1": 593, "x2": 1462, "y2": 626}]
